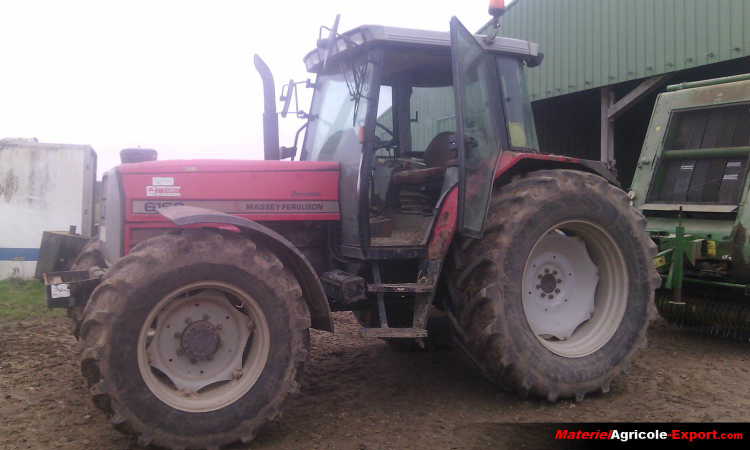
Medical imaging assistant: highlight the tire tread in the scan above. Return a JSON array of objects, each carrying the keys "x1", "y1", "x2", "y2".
[{"x1": 79, "y1": 229, "x2": 310, "y2": 449}]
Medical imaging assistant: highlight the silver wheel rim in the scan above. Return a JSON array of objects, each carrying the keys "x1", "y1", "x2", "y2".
[
  {"x1": 137, "y1": 281, "x2": 271, "y2": 413},
  {"x1": 522, "y1": 220, "x2": 628, "y2": 358}
]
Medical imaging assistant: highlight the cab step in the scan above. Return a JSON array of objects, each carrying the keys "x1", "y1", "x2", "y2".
[
  {"x1": 360, "y1": 327, "x2": 428, "y2": 338},
  {"x1": 367, "y1": 283, "x2": 433, "y2": 294}
]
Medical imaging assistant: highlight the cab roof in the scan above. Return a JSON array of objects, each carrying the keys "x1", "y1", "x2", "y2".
[{"x1": 304, "y1": 24, "x2": 541, "y2": 74}]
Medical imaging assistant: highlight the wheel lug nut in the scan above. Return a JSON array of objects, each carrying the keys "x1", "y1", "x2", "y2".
[
  {"x1": 537, "y1": 274, "x2": 543, "y2": 279},
  {"x1": 557, "y1": 279, "x2": 562, "y2": 283},
  {"x1": 555, "y1": 289, "x2": 560, "y2": 294},
  {"x1": 536, "y1": 284, "x2": 541, "y2": 290},
  {"x1": 552, "y1": 271, "x2": 558, "y2": 275},
  {"x1": 548, "y1": 295, "x2": 554, "y2": 299},
  {"x1": 544, "y1": 269, "x2": 550, "y2": 274}
]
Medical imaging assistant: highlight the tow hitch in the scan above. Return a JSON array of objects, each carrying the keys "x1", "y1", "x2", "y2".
[{"x1": 43, "y1": 270, "x2": 103, "y2": 309}]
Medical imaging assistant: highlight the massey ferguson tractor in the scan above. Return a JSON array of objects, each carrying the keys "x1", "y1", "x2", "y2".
[{"x1": 41, "y1": 8, "x2": 657, "y2": 450}]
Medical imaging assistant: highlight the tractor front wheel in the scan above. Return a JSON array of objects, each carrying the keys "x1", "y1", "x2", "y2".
[
  {"x1": 68, "y1": 240, "x2": 106, "y2": 338},
  {"x1": 79, "y1": 230, "x2": 310, "y2": 449},
  {"x1": 450, "y1": 170, "x2": 658, "y2": 401}
]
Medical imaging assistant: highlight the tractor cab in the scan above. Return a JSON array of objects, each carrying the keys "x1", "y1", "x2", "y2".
[{"x1": 291, "y1": 18, "x2": 542, "y2": 259}]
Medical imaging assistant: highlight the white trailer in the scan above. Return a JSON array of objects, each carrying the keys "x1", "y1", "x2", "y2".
[{"x1": 0, "y1": 138, "x2": 96, "y2": 279}]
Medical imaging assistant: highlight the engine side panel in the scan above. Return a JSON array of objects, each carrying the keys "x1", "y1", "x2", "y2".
[{"x1": 116, "y1": 160, "x2": 340, "y2": 254}]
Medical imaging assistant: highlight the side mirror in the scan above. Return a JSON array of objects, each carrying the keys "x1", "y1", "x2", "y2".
[
  {"x1": 527, "y1": 52, "x2": 544, "y2": 68},
  {"x1": 280, "y1": 80, "x2": 296, "y2": 118},
  {"x1": 279, "y1": 80, "x2": 314, "y2": 119}
]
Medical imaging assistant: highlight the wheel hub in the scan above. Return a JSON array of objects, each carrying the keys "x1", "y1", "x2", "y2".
[
  {"x1": 523, "y1": 232, "x2": 599, "y2": 341},
  {"x1": 138, "y1": 285, "x2": 271, "y2": 412},
  {"x1": 538, "y1": 272, "x2": 560, "y2": 295},
  {"x1": 522, "y1": 221, "x2": 629, "y2": 359},
  {"x1": 181, "y1": 320, "x2": 221, "y2": 361}
]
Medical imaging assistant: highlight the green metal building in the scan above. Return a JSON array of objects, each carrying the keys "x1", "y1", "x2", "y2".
[{"x1": 410, "y1": 0, "x2": 750, "y2": 185}]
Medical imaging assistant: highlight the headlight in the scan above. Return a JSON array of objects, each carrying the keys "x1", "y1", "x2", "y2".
[
  {"x1": 349, "y1": 32, "x2": 365, "y2": 46},
  {"x1": 304, "y1": 51, "x2": 321, "y2": 72}
]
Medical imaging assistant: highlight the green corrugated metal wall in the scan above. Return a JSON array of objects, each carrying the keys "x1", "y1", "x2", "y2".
[
  {"x1": 409, "y1": 87, "x2": 455, "y2": 151},
  {"x1": 495, "y1": 0, "x2": 750, "y2": 101},
  {"x1": 408, "y1": 0, "x2": 750, "y2": 153}
]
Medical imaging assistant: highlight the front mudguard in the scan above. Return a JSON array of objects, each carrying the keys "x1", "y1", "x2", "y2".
[{"x1": 159, "y1": 205, "x2": 333, "y2": 332}]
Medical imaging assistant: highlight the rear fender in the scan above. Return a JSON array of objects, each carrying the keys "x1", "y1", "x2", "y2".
[
  {"x1": 425, "y1": 153, "x2": 617, "y2": 261},
  {"x1": 494, "y1": 152, "x2": 620, "y2": 187},
  {"x1": 159, "y1": 205, "x2": 333, "y2": 332}
]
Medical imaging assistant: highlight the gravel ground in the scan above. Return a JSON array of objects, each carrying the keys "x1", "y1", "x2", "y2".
[{"x1": 2, "y1": 312, "x2": 750, "y2": 450}]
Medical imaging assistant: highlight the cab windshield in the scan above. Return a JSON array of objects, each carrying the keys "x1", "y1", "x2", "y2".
[{"x1": 302, "y1": 59, "x2": 374, "y2": 161}]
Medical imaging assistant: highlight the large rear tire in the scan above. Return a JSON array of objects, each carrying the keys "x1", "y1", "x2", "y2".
[
  {"x1": 79, "y1": 230, "x2": 310, "y2": 449},
  {"x1": 449, "y1": 170, "x2": 658, "y2": 401}
]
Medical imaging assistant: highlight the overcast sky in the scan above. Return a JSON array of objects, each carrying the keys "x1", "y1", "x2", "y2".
[{"x1": 0, "y1": 1, "x2": 502, "y2": 175}]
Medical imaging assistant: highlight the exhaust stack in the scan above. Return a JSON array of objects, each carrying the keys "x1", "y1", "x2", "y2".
[{"x1": 253, "y1": 55, "x2": 280, "y2": 161}]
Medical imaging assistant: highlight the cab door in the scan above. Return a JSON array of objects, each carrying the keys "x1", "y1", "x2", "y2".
[{"x1": 450, "y1": 17, "x2": 506, "y2": 238}]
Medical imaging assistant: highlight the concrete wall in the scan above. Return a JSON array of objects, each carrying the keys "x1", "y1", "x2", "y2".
[{"x1": 0, "y1": 139, "x2": 96, "y2": 279}]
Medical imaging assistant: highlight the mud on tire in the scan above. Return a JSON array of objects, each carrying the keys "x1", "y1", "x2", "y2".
[
  {"x1": 68, "y1": 240, "x2": 107, "y2": 338},
  {"x1": 449, "y1": 170, "x2": 658, "y2": 401},
  {"x1": 79, "y1": 229, "x2": 311, "y2": 449}
]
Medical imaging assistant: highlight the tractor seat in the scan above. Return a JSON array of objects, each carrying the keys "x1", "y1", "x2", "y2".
[{"x1": 392, "y1": 132, "x2": 457, "y2": 186}]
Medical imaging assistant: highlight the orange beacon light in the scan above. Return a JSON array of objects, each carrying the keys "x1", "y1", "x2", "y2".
[{"x1": 489, "y1": 0, "x2": 506, "y2": 17}]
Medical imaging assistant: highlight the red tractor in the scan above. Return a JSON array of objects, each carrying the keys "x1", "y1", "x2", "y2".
[{"x1": 42, "y1": 13, "x2": 656, "y2": 450}]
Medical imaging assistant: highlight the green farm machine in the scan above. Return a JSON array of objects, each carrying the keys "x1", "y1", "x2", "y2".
[{"x1": 629, "y1": 74, "x2": 750, "y2": 338}]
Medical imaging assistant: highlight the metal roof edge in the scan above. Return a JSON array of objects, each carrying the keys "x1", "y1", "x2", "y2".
[{"x1": 667, "y1": 73, "x2": 750, "y2": 92}]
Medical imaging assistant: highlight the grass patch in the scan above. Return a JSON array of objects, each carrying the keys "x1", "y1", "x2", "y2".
[{"x1": 0, "y1": 278, "x2": 63, "y2": 321}]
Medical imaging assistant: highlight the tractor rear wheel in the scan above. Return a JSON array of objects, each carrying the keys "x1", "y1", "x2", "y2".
[
  {"x1": 79, "y1": 230, "x2": 310, "y2": 449},
  {"x1": 68, "y1": 240, "x2": 106, "y2": 338},
  {"x1": 449, "y1": 170, "x2": 657, "y2": 401}
]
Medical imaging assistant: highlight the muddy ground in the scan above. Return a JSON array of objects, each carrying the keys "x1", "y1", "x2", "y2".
[{"x1": 2, "y1": 313, "x2": 750, "y2": 450}]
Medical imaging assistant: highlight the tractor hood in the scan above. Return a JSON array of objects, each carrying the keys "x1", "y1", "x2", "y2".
[{"x1": 118, "y1": 159, "x2": 340, "y2": 223}]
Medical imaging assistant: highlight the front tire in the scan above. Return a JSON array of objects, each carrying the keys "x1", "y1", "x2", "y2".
[
  {"x1": 450, "y1": 170, "x2": 657, "y2": 401},
  {"x1": 68, "y1": 240, "x2": 106, "y2": 338},
  {"x1": 79, "y1": 230, "x2": 310, "y2": 449}
]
